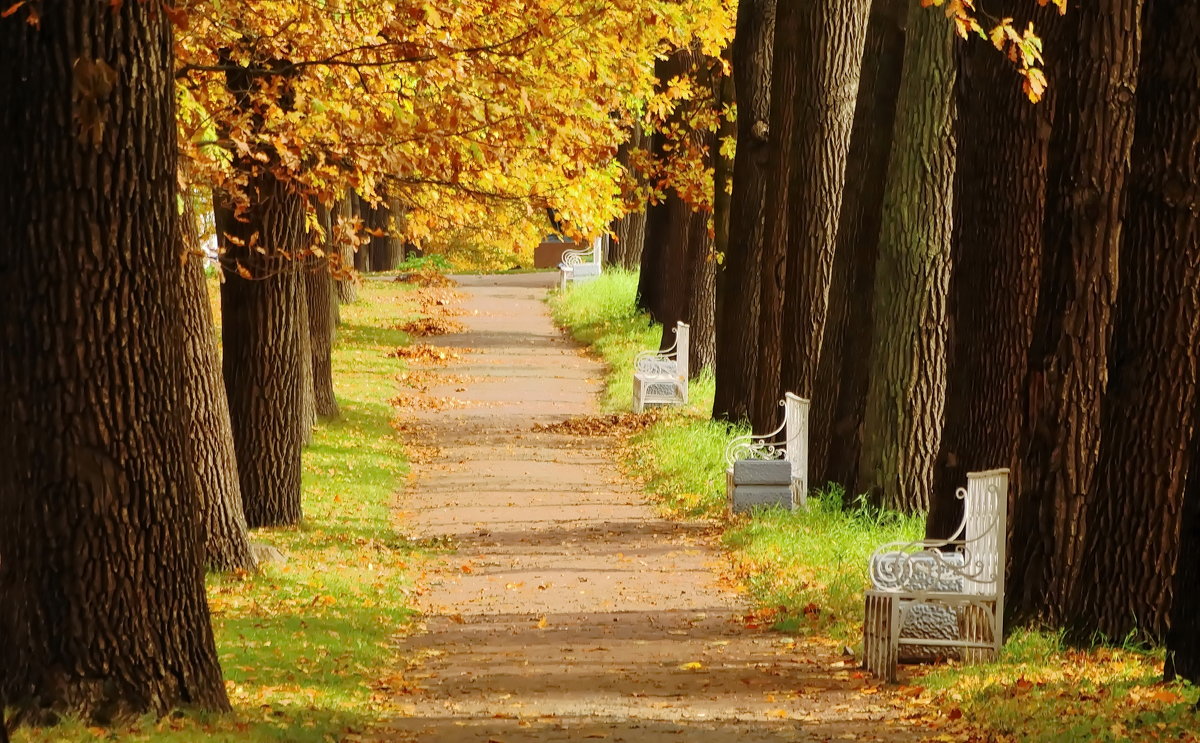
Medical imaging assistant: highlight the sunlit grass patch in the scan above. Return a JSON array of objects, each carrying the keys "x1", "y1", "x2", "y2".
[
  {"x1": 917, "y1": 629, "x2": 1198, "y2": 743},
  {"x1": 13, "y1": 281, "x2": 419, "y2": 743}
]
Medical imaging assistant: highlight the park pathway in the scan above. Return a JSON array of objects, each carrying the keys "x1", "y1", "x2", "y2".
[{"x1": 374, "y1": 273, "x2": 923, "y2": 743}]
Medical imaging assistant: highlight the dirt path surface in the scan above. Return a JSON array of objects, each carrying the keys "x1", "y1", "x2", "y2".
[{"x1": 376, "y1": 273, "x2": 923, "y2": 743}]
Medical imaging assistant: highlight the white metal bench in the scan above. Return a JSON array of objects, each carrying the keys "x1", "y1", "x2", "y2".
[
  {"x1": 632, "y1": 321, "x2": 689, "y2": 413},
  {"x1": 558, "y1": 236, "x2": 604, "y2": 290},
  {"x1": 863, "y1": 468, "x2": 1009, "y2": 682},
  {"x1": 725, "y1": 393, "x2": 810, "y2": 512}
]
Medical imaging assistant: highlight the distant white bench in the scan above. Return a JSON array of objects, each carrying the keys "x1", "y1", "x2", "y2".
[
  {"x1": 725, "y1": 393, "x2": 810, "y2": 513},
  {"x1": 863, "y1": 468, "x2": 1009, "y2": 683},
  {"x1": 558, "y1": 236, "x2": 604, "y2": 290},
  {"x1": 632, "y1": 321, "x2": 689, "y2": 413}
]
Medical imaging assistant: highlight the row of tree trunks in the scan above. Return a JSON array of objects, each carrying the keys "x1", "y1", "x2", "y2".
[
  {"x1": 856, "y1": 0, "x2": 955, "y2": 512},
  {"x1": 809, "y1": 0, "x2": 907, "y2": 493},
  {"x1": 712, "y1": 0, "x2": 777, "y2": 424},
  {"x1": 751, "y1": 0, "x2": 871, "y2": 431},
  {"x1": 747, "y1": 0, "x2": 800, "y2": 432},
  {"x1": 0, "y1": 0, "x2": 229, "y2": 721},
  {"x1": 1075, "y1": 0, "x2": 1199, "y2": 645},
  {"x1": 925, "y1": 0, "x2": 1051, "y2": 541},
  {"x1": 1007, "y1": 0, "x2": 1142, "y2": 628},
  {"x1": 611, "y1": 125, "x2": 649, "y2": 270},
  {"x1": 774, "y1": 0, "x2": 872, "y2": 407},
  {"x1": 180, "y1": 193, "x2": 257, "y2": 573}
]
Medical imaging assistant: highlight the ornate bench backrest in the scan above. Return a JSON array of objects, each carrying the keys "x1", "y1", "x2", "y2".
[
  {"x1": 960, "y1": 468, "x2": 1008, "y2": 598},
  {"x1": 783, "y1": 393, "x2": 809, "y2": 498},
  {"x1": 675, "y1": 322, "x2": 689, "y2": 385}
]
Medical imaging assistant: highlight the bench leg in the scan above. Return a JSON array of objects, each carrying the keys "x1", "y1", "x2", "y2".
[{"x1": 632, "y1": 379, "x2": 644, "y2": 413}]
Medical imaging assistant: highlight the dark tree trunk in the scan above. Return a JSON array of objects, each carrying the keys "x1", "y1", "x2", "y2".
[
  {"x1": 217, "y1": 174, "x2": 305, "y2": 528},
  {"x1": 926, "y1": 0, "x2": 1052, "y2": 541},
  {"x1": 1073, "y1": 0, "x2": 1199, "y2": 645},
  {"x1": 1008, "y1": 0, "x2": 1141, "y2": 627},
  {"x1": 684, "y1": 199, "x2": 716, "y2": 374},
  {"x1": 333, "y1": 196, "x2": 359, "y2": 304},
  {"x1": 0, "y1": 0, "x2": 229, "y2": 722},
  {"x1": 713, "y1": 0, "x2": 776, "y2": 423},
  {"x1": 856, "y1": 0, "x2": 955, "y2": 513},
  {"x1": 749, "y1": 0, "x2": 802, "y2": 433},
  {"x1": 1171, "y1": 421, "x2": 1200, "y2": 681},
  {"x1": 180, "y1": 196, "x2": 256, "y2": 573},
  {"x1": 775, "y1": 0, "x2": 872, "y2": 404},
  {"x1": 810, "y1": 0, "x2": 906, "y2": 492},
  {"x1": 367, "y1": 195, "x2": 403, "y2": 271},
  {"x1": 305, "y1": 252, "x2": 340, "y2": 420},
  {"x1": 613, "y1": 125, "x2": 649, "y2": 271}
]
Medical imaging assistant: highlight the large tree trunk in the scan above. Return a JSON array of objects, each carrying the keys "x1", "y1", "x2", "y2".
[
  {"x1": 855, "y1": 1, "x2": 955, "y2": 513},
  {"x1": 1074, "y1": 0, "x2": 1199, "y2": 645},
  {"x1": 180, "y1": 197, "x2": 256, "y2": 573},
  {"x1": 217, "y1": 174, "x2": 305, "y2": 528},
  {"x1": 926, "y1": 0, "x2": 1052, "y2": 541},
  {"x1": 333, "y1": 196, "x2": 359, "y2": 305},
  {"x1": 1007, "y1": 0, "x2": 1141, "y2": 627},
  {"x1": 712, "y1": 0, "x2": 776, "y2": 423},
  {"x1": 612, "y1": 126, "x2": 649, "y2": 270},
  {"x1": 810, "y1": 0, "x2": 906, "y2": 493},
  {"x1": 0, "y1": 0, "x2": 229, "y2": 722},
  {"x1": 775, "y1": 0, "x2": 872, "y2": 404},
  {"x1": 637, "y1": 117, "x2": 671, "y2": 322}
]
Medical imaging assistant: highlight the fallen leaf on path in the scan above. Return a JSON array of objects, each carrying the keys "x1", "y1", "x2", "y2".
[{"x1": 679, "y1": 662, "x2": 703, "y2": 671}]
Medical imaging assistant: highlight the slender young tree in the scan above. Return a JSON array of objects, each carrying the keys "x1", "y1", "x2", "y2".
[
  {"x1": 810, "y1": 0, "x2": 907, "y2": 492},
  {"x1": 0, "y1": 0, "x2": 229, "y2": 721},
  {"x1": 1074, "y1": 0, "x2": 1199, "y2": 644},
  {"x1": 856, "y1": 0, "x2": 956, "y2": 513},
  {"x1": 712, "y1": 0, "x2": 776, "y2": 423},
  {"x1": 1008, "y1": 0, "x2": 1142, "y2": 626}
]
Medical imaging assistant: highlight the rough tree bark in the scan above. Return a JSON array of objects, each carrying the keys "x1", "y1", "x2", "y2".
[
  {"x1": 856, "y1": 1, "x2": 955, "y2": 513},
  {"x1": 712, "y1": 0, "x2": 776, "y2": 423},
  {"x1": 217, "y1": 173, "x2": 305, "y2": 528},
  {"x1": 810, "y1": 0, "x2": 906, "y2": 493},
  {"x1": 775, "y1": 0, "x2": 872, "y2": 406},
  {"x1": 1073, "y1": 0, "x2": 1199, "y2": 644},
  {"x1": 180, "y1": 194, "x2": 256, "y2": 573},
  {"x1": 1171, "y1": 420, "x2": 1200, "y2": 682},
  {"x1": 0, "y1": 1, "x2": 230, "y2": 722},
  {"x1": 1008, "y1": 0, "x2": 1141, "y2": 627},
  {"x1": 926, "y1": 0, "x2": 1052, "y2": 541}
]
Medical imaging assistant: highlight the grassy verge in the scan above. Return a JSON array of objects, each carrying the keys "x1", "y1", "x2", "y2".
[
  {"x1": 548, "y1": 272, "x2": 1198, "y2": 742},
  {"x1": 16, "y1": 280, "x2": 419, "y2": 742}
]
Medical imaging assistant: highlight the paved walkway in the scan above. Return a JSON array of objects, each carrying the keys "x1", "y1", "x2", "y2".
[{"x1": 375, "y1": 273, "x2": 921, "y2": 743}]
